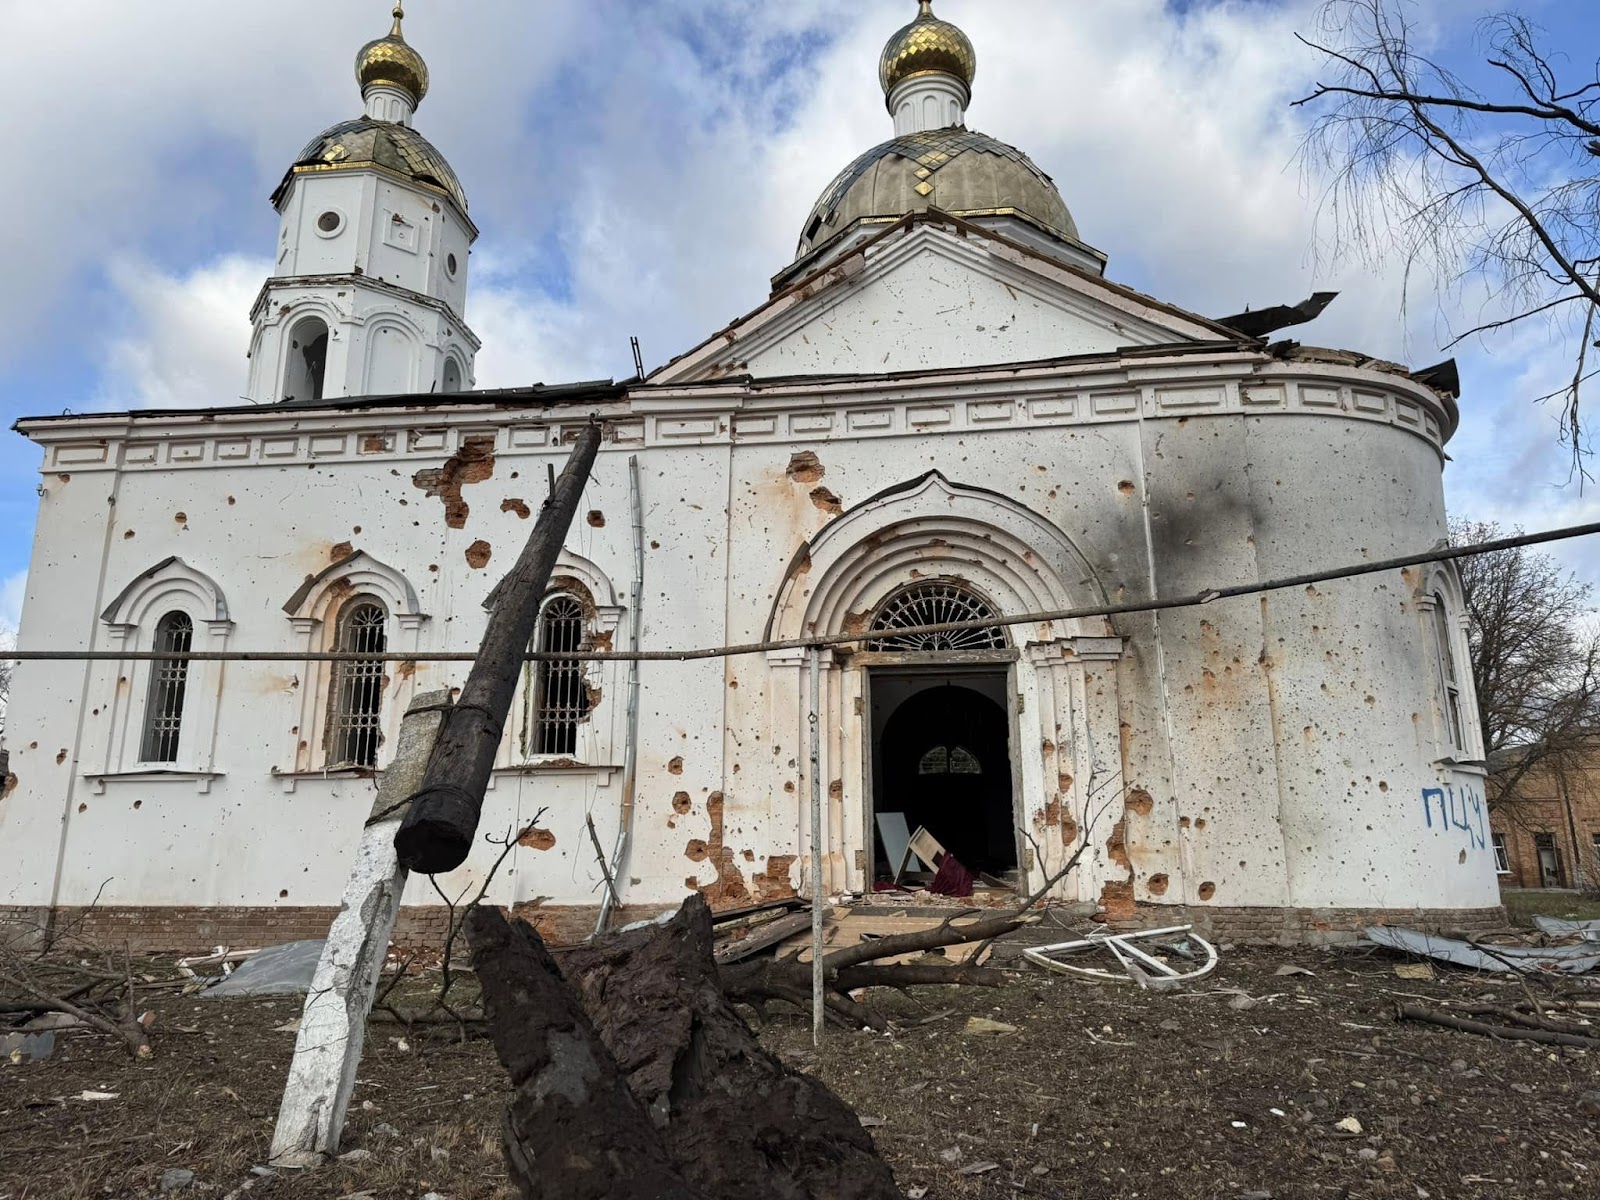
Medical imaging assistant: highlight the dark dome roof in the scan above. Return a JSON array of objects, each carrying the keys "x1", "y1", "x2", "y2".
[
  {"x1": 797, "y1": 127, "x2": 1075, "y2": 260},
  {"x1": 273, "y1": 117, "x2": 466, "y2": 214}
]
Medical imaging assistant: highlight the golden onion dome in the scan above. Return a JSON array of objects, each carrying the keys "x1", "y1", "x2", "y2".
[
  {"x1": 879, "y1": 0, "x2": 976, "y2": 101},
  {"x1": 356, "y1": 4, "x2": 429, "y2": 107}
]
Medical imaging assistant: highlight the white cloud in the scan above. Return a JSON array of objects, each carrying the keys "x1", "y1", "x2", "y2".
[
  {"x1": 0, "y1": 570, "x2": 25, "y2": 634},
  {"x1": 97, "y1": 256, "x2": 266, "y2": 410}
]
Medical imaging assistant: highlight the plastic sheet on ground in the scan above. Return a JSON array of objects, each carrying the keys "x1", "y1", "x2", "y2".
[
  {"x1": 204, "y1": 940, "x2": 326, "y2": 997},
  {"x1": 1364, "y1": 926, "x2": 1600, "y2": 975}
]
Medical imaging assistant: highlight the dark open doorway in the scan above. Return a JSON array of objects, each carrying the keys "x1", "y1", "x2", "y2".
[{"x1": 870, "y1": 668, "x2": 1017, "y2": 882}]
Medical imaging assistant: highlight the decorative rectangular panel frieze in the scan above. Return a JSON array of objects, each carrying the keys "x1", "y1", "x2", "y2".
[
  {"x1": 1394, "y1": 399, "x2": 1421, "y2": 427},
  {"x1": 1242, "y1": 385, "x2": 1286, "y2": 408},
  {"x1": 214, "y1": 439, "x2": 252, "y2": 461},
  {"x1": 733, "y1": 415, "x2": 777, "y2": 437},
  {"x1": 656, "y1": 416, "x2": 720, "y2": 440},
  {"x1": 1352, "y1": 390, "x2": 1388, "y2": 415},
  {"x1": 1300, "y1": 385, "x2": 1343, "y2": 410},
  {"x1": 408, "y1": 429, "x2": 447, "y2": 452},
  {"x1": 790, "y1": 413, "x2": 834, "y2": 434},
  {"x1": 261, "y1": 437, "x2": 300, "y2": 459},
  {"x1": 508, "y1": 424, "x2": 548, "y2": 449},
  {"x1": 124, "y1": 443, "x2": 159, "y2": 465},
  {"x1": 906, "y1": 405, "x2": 952, "y2": 427},
  {"x1": 1029, "y1": 396, "x2": 1076, "y2": 419},
  {"x1": 609, "y1": 420, "x2": 645, "y2": 444},
  {"x1": 167, "y1": 441, "x2": 206, "y2": 463},
  {"x1": 1154, "y1": 385, "x2": 1226, "y2": 410},
  {"x1": 968, "y1": 399, "x2": 1014, "y2": 423},
  {"x1": 847, "y1": 409, "x2": 893, "y2": 431},
  {"x1": 308, "y1": 435, "x2": 347, "y2": 458},
  {"x1": 55, "y1": 443, "x2": 110, "y2": 466},
  {"x1": 1091, "y1": 392, "x2": 1138, "y2": 416},
  {"x1": 356, "y1": 432, "x2": 393, "y2": 454}
]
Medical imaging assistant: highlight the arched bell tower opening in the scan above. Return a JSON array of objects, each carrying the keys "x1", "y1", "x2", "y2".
[{"x1": 283, "y1": 316, "x2": 329, "y2": 403}]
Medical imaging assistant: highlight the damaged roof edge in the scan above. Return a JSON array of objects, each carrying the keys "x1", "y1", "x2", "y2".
[{"x1": 11, "y1": 378, "x2": 632, "y2": 430}]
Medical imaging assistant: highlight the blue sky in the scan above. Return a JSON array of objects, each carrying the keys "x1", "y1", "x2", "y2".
[{"x1": 2, "y1": 0, "x2": 1599, "y2": 633}]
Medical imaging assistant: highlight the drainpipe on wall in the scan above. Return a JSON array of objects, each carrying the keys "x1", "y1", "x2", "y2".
[{"x1": 596, "y1": 454, "x2": 644, "y2": 935}]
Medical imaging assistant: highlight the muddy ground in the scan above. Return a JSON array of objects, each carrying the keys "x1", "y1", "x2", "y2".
[{"x1": 1, "y1": 939, "x2": 1597, "y2": 1200}]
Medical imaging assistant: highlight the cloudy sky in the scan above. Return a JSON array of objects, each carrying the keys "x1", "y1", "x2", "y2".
[{"x1": 1, "y1": 0, "x2": 1596, "y2": 634}]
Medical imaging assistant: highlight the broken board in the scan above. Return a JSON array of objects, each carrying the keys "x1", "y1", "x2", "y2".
[{"x1": 776, "y1": 908, "x2": 993, "y2": 966}]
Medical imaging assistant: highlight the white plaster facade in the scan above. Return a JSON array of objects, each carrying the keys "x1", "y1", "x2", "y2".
[{"x1": 0, "y1": 4, "x2": 1498, "y2": 943}]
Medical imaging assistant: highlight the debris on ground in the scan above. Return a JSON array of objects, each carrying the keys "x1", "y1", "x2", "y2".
[
  {"x1": 204, "y1": 940, "x2": 325, "y2": 998},
  {"x1": 1022, "y1": 924, "x2": 1218, "y2": 988},
  {"x1": 1365, "y1": 925, "x2": 1600, "y2": 974}
]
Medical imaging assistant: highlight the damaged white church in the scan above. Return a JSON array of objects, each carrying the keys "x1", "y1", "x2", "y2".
[{"x1": 1, "y1": 2, "x2": 1499, "y2": 948}]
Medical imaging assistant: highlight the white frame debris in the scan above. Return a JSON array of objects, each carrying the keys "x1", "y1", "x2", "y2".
[{"x1": 1022, "y1": 924, "x2": 1218, "y2": 988}]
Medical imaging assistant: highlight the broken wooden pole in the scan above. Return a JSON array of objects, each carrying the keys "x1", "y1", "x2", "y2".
[
  {"x1": 269, "y1": 689, "x2": 453, "y2": 1168},
  {"x1": 465, "y1": 905, "x2": 703, "y2": 1200},
  {"x1": 395, "y1": 420, "x2": 604, "y2": 874}
]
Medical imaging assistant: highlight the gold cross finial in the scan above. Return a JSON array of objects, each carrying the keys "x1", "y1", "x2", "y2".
[
  {"x1": 390, "y1": 4, "x2": 405, "y2": 37},
  {"x1": 918, "y1": 0, "x2": 935, "y2": 16}
]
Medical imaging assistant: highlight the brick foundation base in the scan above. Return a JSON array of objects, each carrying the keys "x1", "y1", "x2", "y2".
[
  {"x1": 1, "y1": 900, "x2": 1511, "y2": 954},
  {"x1": 0, "y1": 903, "x2": 670, "y2": 955}
]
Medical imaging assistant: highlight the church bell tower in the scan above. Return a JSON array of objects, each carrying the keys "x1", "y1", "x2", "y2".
[{"x1": 246, "y1": 5, "x2": 479, "y2": 404}]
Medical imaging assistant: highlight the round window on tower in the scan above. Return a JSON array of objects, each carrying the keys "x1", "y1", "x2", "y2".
[
  {"x1": 446, "y1": 252, "x2": 459, "y2": 278},
  {"x1": 315, "y1": 209, "x2": 345, "y2": 238}
]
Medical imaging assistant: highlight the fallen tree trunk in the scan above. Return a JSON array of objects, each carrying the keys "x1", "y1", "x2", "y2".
[
  {"x1": 465, "y1": 906, "x2": 701, "y2": 1200},
  {"x1": 561, "y1": 895, "x2": 902, "y2": 1200},
  {"x1": 1395, "y1": 1003, "x2": 1600, "y2": 1050}
]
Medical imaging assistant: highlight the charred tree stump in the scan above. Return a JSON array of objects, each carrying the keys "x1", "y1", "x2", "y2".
[
  {"x1": 396, "y1": 421, "x2": 603, "y2": 874},
  {"x1": 465, "y1": 906, "x2": 702, "y2": 1200},
  {"x1": 562, "y1": 895, "x2": 902, "y2": 1200}
]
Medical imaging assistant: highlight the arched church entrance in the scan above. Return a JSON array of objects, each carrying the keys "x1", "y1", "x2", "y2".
[{"x1": 864, "y1": 581, "x2": 1020, "y2": 889}]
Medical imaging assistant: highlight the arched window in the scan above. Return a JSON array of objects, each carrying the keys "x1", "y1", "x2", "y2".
[
  {"x1": 867, "y1": 581, "x2": 1007, "y2": 651},
  {"x1": 284, "y1": 317, "x2": 329, "y2": 403},
  {"x1": 523, "y1": 594, "x2": 591, "y2": 757},
  {"x1": 918, "y1": 745, "x2": 983, "y2": 775},
  {"x1": 139, "y1": 612, "x2": 193, "y2": 763},
  {"x1": 326, "y1": 598, "x2": 388, "y2": 768},
  {"x1": 441, "y1": 357, "x2": 463, "y2": 393},
  {"x1": 1430, "y1": 591, "x2": 1466, "y2": 750}
]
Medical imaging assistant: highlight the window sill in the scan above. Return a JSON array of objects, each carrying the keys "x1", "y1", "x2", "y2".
[
  {"x1": 1431, "y1": 756, "x2": 1487, "y2": 776},
  {"x1": 270, "y1": 766, "x2": 380, "y2": 794},
  {"x1": 488, "y1": 763, "x2": 621, "y2": 788},
  {"x1": 84, "y1": 770, "x2": 222, "y2": 795}
]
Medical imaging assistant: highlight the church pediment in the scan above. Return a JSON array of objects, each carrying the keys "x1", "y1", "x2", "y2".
[{"x1": 651, "y1": 215, "x2": 1235, "y2": 385}]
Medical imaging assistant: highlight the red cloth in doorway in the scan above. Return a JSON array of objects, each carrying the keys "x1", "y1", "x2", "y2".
[{"x1": 928, "y1": 854, "x2": 974, "y2": 898}]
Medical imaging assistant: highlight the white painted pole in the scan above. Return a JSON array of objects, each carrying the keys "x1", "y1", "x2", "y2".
[
  {"x1": 269, "y1": 690, "x2": 453, "y2": 1168},
  {"x1": 808, "y1": 645, "x2": 824, "y2": 1045}
]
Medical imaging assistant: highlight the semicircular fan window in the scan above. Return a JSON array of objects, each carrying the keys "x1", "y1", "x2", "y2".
[{"x1": 867, "y1": 582, "x2": 1006, "y2": 651}]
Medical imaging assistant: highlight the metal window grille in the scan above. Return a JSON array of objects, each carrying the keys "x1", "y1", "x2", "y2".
[
  {"x1": 327, "y1": 600, "x2": 387, "y2": 768},
  {"x1": 1430, "y1": 595, "x2": 1465, "y2": 749},
  {"x1": 139, "y1": 612, "x2": 193, "y2": 763},
  {"x1": 526, "y1": 595, "x2": 590, "y2": 757},
  {"x1": 918, "y1": 745, "x2": 983, "y2": 775},
  {"x1": 867, "y1": 581, "x2": 1006, "y2": 651}
]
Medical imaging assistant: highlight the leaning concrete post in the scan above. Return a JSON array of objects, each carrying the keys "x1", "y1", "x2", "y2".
[{"x1": 269, "y1": 689, "x2": 453, "y2": 1168}]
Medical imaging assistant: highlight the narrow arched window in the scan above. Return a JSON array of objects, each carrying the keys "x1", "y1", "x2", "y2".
[
  {"x1": 327, "y1": 598, "x2": 388, "y2": 768},
  {"x1": 867, "y1": 581, "x2": 1007, "y2": 652},
  {"x1": 1431, "y1": 592, "x2": 1465, "y2": 750},
  {"x1": 441, "y1": 357, "x2": 463, "y2": 393},
  {"x1": 140, "y1": 611, "x2": 193, "y2": 763},
  {"x1": 284, "y1": 316, "x2": 329, "y2": 403},
  {"x1": 524, "y1": 594, "x2": 591, "y2": 757}
]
